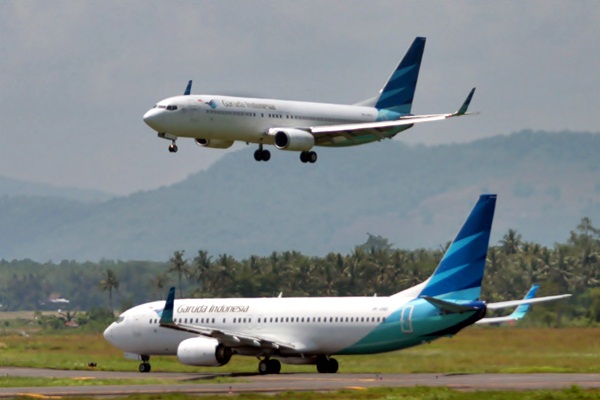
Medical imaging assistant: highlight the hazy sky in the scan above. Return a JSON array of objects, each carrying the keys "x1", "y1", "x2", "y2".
[{"x1": 1, "y1": 1, "x2": 599, "y2": 195}]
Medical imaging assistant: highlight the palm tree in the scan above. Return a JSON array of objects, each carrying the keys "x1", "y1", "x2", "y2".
[
  {"x1": 500, "y1": 229, "x2": 522, "y2": 255},
  {"x1": 169, "y1": 250, "x2": 189, "y2": 298},
  {"x1": 149, "y1": 272, "x2": 169, "y2": 299},
  {"x1": 99, "y1": 269, "x2": 119, "y2": 313}
]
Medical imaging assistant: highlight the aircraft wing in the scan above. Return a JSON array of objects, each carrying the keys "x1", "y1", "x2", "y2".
[
  {"x1": 158, "y1": 288, "x2": 300, "y2": 352},
  {"x1": 485, "y1": 294, "x2": 571, "y2": 310},
  {"x1": 310, "y1": 88, "x2": 476, "y2": 144},
  {"x1": 477, "y1": 285, "x2": 571, "y2": 325}
]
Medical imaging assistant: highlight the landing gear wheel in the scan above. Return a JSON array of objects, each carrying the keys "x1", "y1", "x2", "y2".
[
  {"x1": 327, "y1": 358, "x2": 338, "y2": 373},
  {"x1": 258, "y1": 358, "x2": 281, "y2": 374},
  {"x1": 316, "y1": 356, "x2": 338, "y2": 373},
  {"x1": 139, "y1": 362, "x2": 151, "y2": 373},
  {"x1": 254, "y1": 146, "x2": 271, "y2": 162},
  {"x1": 258, "y1": 360, "x2": 269, "y2": 375},
  {"x1": 300, "y1": 151, "x2": 317, "y2": 163},
  {"x1": 168, "y1": 143, "x2": 178, "y2": 153},
  {"x1": 268, "y1": 359, "x2": 281, "y2": 374}
]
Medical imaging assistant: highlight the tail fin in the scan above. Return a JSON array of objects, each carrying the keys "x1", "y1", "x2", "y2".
[
  {"x1": 419, "y1": 194, "x2": 497, "y2": 301},
  {"x1": 374, "y1": 37, "x2": 426, "y2": 115}
]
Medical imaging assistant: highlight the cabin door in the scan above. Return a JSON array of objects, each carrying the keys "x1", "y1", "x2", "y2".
[{"x1": 400, "y1": 305, "x2": 414, "y2": 333}]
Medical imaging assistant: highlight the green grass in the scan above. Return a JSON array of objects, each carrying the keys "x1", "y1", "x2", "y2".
[
  {"x1": 0, "y1": 327, "x2": 598, "y2": 374},
  {"x1": 9, "y1": 386, "x2": 600, "y2": 400}
]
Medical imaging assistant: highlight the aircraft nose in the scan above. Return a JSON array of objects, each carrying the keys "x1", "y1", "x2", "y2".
[
  {"x1": 103, "y1": 322, "x2": 119, "y2": 346},
  {"x1": 143, "y1": 108, "x2": 167, "y2": 132}
]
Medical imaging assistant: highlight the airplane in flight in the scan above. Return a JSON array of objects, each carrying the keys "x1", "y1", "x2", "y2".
[
  {"x1": 104, "y1": 195, "x2": 570, "y2": 374},
  {"x1": 142, "y1": 37, "x2": 476, "y2": 163}
]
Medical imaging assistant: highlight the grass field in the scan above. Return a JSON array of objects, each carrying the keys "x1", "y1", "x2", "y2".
[
  {"x1": 6, "y1": 387, "x2": 600, "y2": 400},
  {"x1": 0, "y1": 327, "x2": 598, "y2": 374}
]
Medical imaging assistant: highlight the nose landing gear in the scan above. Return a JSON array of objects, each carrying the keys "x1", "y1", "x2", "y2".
[{"x1": 139, "y1": 355, "x2": 151, "y2": 373}]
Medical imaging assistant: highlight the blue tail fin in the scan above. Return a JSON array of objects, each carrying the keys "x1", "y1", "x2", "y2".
[
  {"x1": 419, "y1": 194, "x2": 497, "y2": 300},
  {"x1": 374, "y1": 37, "x2": 425, "y2": 115}
]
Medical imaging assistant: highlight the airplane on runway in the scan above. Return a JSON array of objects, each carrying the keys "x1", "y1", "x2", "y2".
[
  {"x1": 104, "y1": 195, "x2": 570, "y2": 374},
  {"x1": 142, "y1": 37, "x2": 476, "y2": 163}
]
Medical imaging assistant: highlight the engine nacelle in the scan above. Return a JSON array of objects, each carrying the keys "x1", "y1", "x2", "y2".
[
  {"x1": 273, "y1": 129, "x2": 315, "y2": 151},
  {"x1": 195, "y1": 138, "x2": 234, "y2": 149},
  {"x1": 177, "y1": 337, "x2": 232, "y2": 367}
]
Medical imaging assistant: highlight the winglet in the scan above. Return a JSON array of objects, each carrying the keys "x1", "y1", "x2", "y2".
[
  {"x1": 183, "y1": 80, "x2": 192, "y2": 96},
  {"x1": 159, "y1": 287, "x2": 176, "y2": 326},
  {"x1": 453, "y1": 87, "x2": 476, "y2": 116},
  {"x1": 510, "y1": 284, "x2": 539, "y2": 319}
]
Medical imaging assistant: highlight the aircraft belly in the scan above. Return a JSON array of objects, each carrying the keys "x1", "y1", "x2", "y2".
[
  {"x1": 174, "y1": 113, "x2": 268, "y2": 143},
  {"x1": 135, "y1": 328, "x2": 191, "y2": 356}
]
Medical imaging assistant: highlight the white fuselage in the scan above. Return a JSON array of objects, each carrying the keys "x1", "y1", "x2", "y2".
[
  {"x1": 143, "y1": 95, "x2": 380, "y2": 145},
  {"x1": 104, "y1": 295, "x2": 426, "y2": 357}
]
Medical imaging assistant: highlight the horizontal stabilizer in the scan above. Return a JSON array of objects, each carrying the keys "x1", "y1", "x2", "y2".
[{"x1": 421, "y1": 296, "x2": 483, "y2": 313}]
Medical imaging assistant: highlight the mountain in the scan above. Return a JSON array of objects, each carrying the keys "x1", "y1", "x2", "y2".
[
  {"x1": 0, "y1": 175, "x2": 114, "y2": 202},
  {"x1": 1, "y1": 130, "x2": 598, "y2": 261}
]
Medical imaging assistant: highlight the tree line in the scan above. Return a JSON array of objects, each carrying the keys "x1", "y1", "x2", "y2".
[{"x1": 0, "y1": 217, "x2": 598, "y2": 327}]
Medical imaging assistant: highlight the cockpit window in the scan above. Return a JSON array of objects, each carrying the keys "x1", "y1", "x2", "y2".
[{"x1": 166, "y1": 105, "x2": 178, "y2": 111}]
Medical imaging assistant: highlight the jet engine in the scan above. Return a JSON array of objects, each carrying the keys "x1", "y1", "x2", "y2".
[
  {"x1": 195, "y1": 138, "x2": 234, "y2": 149},
  {"x1": 273, "y1": 129, "x2": 315, "y2": 151},
  {"x1": 177, "y1": 337, "x2": 232, "y2": 366}
]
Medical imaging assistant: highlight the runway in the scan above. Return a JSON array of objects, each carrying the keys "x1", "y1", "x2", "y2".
[{"x1": 0, "y1": 367, "x2": 598, "y2": 397}]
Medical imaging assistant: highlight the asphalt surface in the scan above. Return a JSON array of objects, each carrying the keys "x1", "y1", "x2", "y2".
[{"x1": 0, "y1": 367, "x2": 599, "y2": 397}]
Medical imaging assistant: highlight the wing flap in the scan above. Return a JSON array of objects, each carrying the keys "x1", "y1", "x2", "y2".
[
  {"x1": 309, "y1": 88, "x2": 476, "y2": 142},
  {"x1": 310, "y1": 114, "x2": 447, "y2": 135}
]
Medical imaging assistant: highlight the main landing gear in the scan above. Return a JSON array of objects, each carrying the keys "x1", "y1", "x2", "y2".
[
  {"x1": 139, "y1": 355, "x2": 151, "y2": 373},
  {"x1": 316, "y1": 356, "x2": 338, "y2": 373},
  {"x1": 254, "y1": 144, "x2": 271, "y2": 162},
  {"x1": 168, "y1": 140, "x2": 178, "y2": 153},
  {"x1": 300, "y1": 151, "x2": 317, "y2": 163},
  {"x1": 258, "y1": 358, "x2": 281, "y2": 375}
]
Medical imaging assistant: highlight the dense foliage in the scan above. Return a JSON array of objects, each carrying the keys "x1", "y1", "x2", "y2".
[{"x1": 0, "y1": 218, "x2": 598, "y2": 327}]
